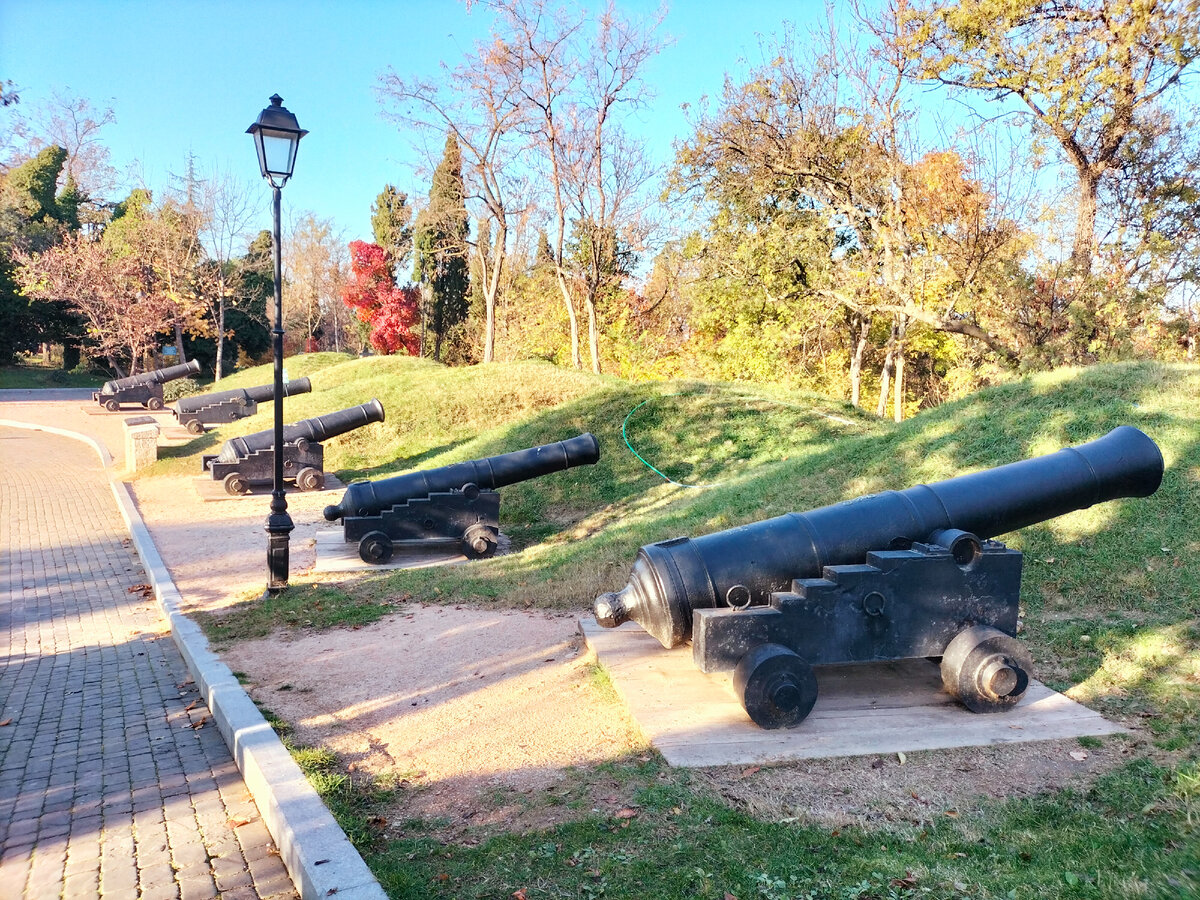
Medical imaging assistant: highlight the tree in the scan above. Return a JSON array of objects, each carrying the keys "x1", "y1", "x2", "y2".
[
  {"x1": 16, "y1": 232, "x2": 174, "y2": 376},
  {"x1": 342, "y1": 240, "x2": 420, "y2": 355},
  {"x1": 104, "y1": 187, "x2": 209, "y2": 360},
  {"x1": 674, "y1": 9, "x2": 1025, "y2": 416},
  {"x1": 378, "y1": 27, "x2": 530, "y2": 365},
  {"x1": 0, "y1": 145, "x2": 82, "y2": 364},
  {"x1": 370, "y1": 184, "x2": 414, "y2": 277},
  {"x1": 5, "y1": 90, "x2": 118, "y2": 228},
  {"x1": 412, "y1": 133, "x2": 470, "y2": 361},
  {"x1": 197, "y1": 167, "x2": 262, "y2": 379},
  {"x1": 903, "y1": 0, "x2": 1200, "y2": 274},
  {"x1": 284, "y1": 213, "x2": 348, "y2": 352},
  {"x1": 564, "y1": 3, "x2": 665, "y2": 373},
  {"x1": 487, "y1": 0, "x2": 587, "y2": 369}
]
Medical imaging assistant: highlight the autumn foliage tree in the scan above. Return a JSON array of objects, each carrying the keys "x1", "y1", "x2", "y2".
[{"x1": 341, "y1": 240, "x2": 420, "y2": 356}]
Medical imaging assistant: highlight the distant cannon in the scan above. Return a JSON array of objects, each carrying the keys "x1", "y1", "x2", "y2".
[
  {"x1": 93, "y1": 359, "x2": 201, "y2": 411},
  {"x1": 173, "y1": 377, "x2": 312, "y2": 434},
  {"x1": 593, "y1": 426, "x2": 1164, "y2": 729},
  {"x1": 323, "y1": 433, "x2": 601, "y2": 563},
  {"x1": 203, "y1": 399, "x2": 385, "y2": 495}
]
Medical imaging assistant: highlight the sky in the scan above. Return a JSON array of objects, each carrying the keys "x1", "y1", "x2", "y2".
[{"x1": 0, "y1": 0, "x2": 831, "y2": 248}]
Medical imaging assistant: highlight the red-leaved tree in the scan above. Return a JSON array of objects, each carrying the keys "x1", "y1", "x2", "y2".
[{"x1": 341, "y1": 240, "x2": 420, "y2": 355}]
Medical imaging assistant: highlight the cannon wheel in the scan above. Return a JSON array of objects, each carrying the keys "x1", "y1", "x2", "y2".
[
  {"x1": 103, "y1": 398, "x2": 120, "y2": 412},
  {"x1": 296, "y1": 467, "x2": 325, "y2": 492},
  {"x1": 461, "y1": 523, "x2": 499, "y2": 559},
  {"x1": 223, "y1": 472, "x2": 250, "y2": 496},
  {"x1": 358, "y1": 531, "x2": 394, "y2": 565},
  {"x1": 185, "y1": 420, "x2": 204, "y2": 435},
  {"x1": 733, "y1": 643, "x2": 818, "y2": 729},
  {"x1": 940, "y1": 625, "x2": 1033, "y2": 714},
  {"x1": 146, "y1": 397, "x2": 164, "y2": 411}
]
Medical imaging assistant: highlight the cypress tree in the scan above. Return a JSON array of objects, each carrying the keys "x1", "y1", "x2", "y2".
[{"x1": 412, "y1": 133, "x2": 470, "y2": 361}]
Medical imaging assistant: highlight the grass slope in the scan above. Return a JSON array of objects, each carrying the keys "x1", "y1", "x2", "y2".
[{"x1": 182, "y1": 355, "x2": 1198, "y2": 898}]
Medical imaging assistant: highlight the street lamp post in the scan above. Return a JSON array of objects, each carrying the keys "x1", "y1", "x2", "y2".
[{"x1": 247, "y1": 94, "x2": 307, "y2": 593}]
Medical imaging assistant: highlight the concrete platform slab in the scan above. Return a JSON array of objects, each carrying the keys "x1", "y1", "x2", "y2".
[
  {"x1": 312, "y1": 528, "x2": 511, "y2": 573},
  {"x1": 580, "y1": 618, "x2": 1124, "y2": 768},
  {"x1": 192, "y1": 474, "x2": 345, "y2": 502}
]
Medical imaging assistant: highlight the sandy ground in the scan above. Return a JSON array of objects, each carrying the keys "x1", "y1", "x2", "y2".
[{"x1": 0, "y1": 395, "x2": 1146, "y2": 841}]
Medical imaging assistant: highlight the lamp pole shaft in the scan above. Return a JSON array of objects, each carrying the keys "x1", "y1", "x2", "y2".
[{"x1": 266, "y1": 184, "x2": 293, "y2": 592}]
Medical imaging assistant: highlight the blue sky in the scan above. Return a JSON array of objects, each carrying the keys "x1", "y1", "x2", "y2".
[{"x1": 1, "y1": 0, "x2": 828, "y2": 247}]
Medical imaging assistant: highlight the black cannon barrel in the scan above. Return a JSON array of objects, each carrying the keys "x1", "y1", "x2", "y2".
[
  {"x1": 100, "y1": 359, "x2": 201, "y2": 395},
  {"x1": 323, "y1": 432, "x2": 601, "y2": 521},
  {"x1": 174, "y1": 377, "x2": 312, "y2": 414},
  {"x1": 594, "y1": 426, "x2": 1164, "y2": 648},
  {"x1": 215, "y1": 399, "x2": 385, "y2": 464}
]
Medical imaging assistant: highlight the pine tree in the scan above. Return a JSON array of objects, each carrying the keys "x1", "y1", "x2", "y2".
[
  {"x1": 412, "y1": 133, "x2": 470, "y2": 361},
  {"x1": 370, "y1": 184, "x2": 414, "y2": 277}
]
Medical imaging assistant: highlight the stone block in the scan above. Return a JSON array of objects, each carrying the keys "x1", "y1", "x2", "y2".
[{"x1": 124, "y1": 423, "x2": 159, "y2": 472}]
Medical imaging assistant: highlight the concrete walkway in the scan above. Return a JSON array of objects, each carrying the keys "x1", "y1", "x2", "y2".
[{"x1": 0, "y1": 426, "x2": 296, "y2": 898}]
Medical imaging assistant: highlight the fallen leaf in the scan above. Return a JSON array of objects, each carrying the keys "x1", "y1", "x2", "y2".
[
  {"x1": 190, "y1": 716, "x2": 209, "y2": 730},
  {"x1": 1070, "y1": 750, "x2": 1089, "y2": 761},
  {"x1": 615, "y1": 807, "x2": 639, "y2": 819},
  {"x1": 740, "y1": 765, "x2": 762, "y2": 778},
  {"x1": 897, "y1": 751, "x2": 907, "y2": 765},
  {"x1": 724, "y1": 893, "x2": 739, "y2": 900},
  {"x1": 227, "y1": 817, "x2": 251, "y2": 828},
  {"x1": 891, "y1": 872, "x2": 919, "y2": 888},
  {"x1": 512, "y1": 891, "x2": 528, "y2": 900},
  {"x1": 944, "y1": 810, "x2": 959, "y2": 818},
  {"x1": 0, "y1": 719, "x2": 11, "y2": 727}
]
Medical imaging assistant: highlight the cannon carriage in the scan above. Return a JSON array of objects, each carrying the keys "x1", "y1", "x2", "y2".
[
  {"x1": 93, "y1": 359, "x2": 201, "y2": 411},
  {"x1": 173, "y1": 377, "x2": 312, "y2": 434},
  {"x1": 593, "y1": 426, "x2": 1164, "y2": 729},
  {"x1": 323, "y1": 433, "x2": 601, "y2": 563},
  {"x1": 203, "y1": 399, "x2": 385, "y2": 495}
]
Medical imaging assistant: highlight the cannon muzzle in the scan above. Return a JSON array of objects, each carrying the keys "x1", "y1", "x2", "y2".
[
  {"x1": 215, "y1": 399, "x2": 385, "y2": 463},
  {"x1": 595, "y1": 426, "x2": 1164, "y2": 648},
  {"x1": 99, "y1": 359, "x2": 201, "y2": 395},
  {"x1": 174, "y1": 377, "x2": 312, "y2": 415},
  {"x1": 323, "y1": 432, "x2": 601, "y2": 521}
]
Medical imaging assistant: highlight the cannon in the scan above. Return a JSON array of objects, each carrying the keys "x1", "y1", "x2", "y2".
[
  {"x1": 323, "y1": 433, "x2": 601, "y2": 563},
  {"x1": 173, "y1": 377, "x2": 313, "y2": 434},
  {"x1": 203, "y1": 399, "x2": 385, "y2": 495},
  {"x1": 593, "y1": 426, "x2": 1164, "y2": 729},
  {"x1": 93, "y1": 359, "x2": 201, "y2": 411}
]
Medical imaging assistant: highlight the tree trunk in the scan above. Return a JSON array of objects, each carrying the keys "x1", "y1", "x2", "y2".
[
  {"x1": 63, "y1": 343, "x2": 80, "y2": 372},
  {"x1": 215, "y1": 294, "x2": 226, "y2": 381},
  {"x1": 849, "y1": 314, "x2": 870, "y2": 408},
  {"x1": 174, "y1": 321, "x2": 186, "y2": 360},
  {"x1": 876, "y1": 321, "x2": 897, "y2": 418},
  {"x1": 555, "y1": 269, "x2": 582, "y2": 369},
  {"x1": 587, "y1": 293, "x2": 601, "y2": 375},
  {"x1": 893, "y1": 317, "x2": 908, "y2": 423},
  {"x1": 1071, "y1": 173, "x2": 1101, "y2": 275}
]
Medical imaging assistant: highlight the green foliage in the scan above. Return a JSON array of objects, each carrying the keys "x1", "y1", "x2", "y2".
[
  {"x1": 0, "y1": 144, "x2": 82, "y2": 364},
  {"x1": 371, "y1": 184, "x2": 414, "y2": 276},
  {"x1": 413, "y1": 133, "x2": 470, "y2": 361}
]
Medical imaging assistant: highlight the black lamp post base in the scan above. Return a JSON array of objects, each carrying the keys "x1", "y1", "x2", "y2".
[{"x1": 265, "y1": 511, "x2": 294, "y2": 593}]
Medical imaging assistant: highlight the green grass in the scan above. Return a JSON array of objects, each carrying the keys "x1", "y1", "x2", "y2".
[
  {"x1": 174, "y1": 356, "x2": 1200, "y2": 898},
  {"x1": 0, "y1": 362, "x2": 102, "y2": 389},
  {"x1": 258, "y1": 731, "x2": 1198, "y2": 900}
]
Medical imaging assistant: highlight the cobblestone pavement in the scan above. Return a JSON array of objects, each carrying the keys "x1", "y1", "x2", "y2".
[{"x1": 0, "y1": 427, "x2": 297, "y2": 899}]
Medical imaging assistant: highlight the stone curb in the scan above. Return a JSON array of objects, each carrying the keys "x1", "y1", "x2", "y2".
[{"x1": 0, "y1": 419, "x2": 387, "y2": 900}]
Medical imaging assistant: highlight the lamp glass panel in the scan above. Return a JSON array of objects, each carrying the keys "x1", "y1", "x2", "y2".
[{"x1": 261, "y1": 129, "x2": 298, "y2": 176}]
